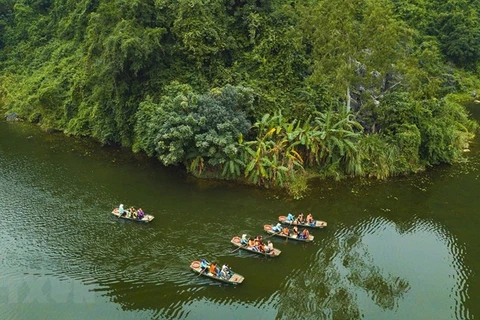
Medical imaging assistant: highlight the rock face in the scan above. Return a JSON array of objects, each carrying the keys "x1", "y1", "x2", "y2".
[{"x1": 5, "y1": 112, "x2": 22, "y2": 121}]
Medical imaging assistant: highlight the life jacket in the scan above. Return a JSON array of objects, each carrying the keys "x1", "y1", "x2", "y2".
[{"x1": 209, "y1": 264, "x2": 217, "y2": 274}]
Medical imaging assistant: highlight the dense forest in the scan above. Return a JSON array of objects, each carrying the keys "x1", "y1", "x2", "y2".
[{"x1": 1, "y1": 0, "x2": 480, "y2": 197}]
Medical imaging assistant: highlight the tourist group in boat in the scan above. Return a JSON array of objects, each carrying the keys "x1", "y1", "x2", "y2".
[
  {"x1": 201, "y1": 259, "x2": 233, "y2": 279},
  {"x1": 109, "y1": 204, "x2": 325, "y2": 284},
  {"x1": 191, "y1": 212, "x2": 324, "y2": 284},
  {"x1": 111, "y1": 203, "x2": 156, "y2": 221},
  {"x1": 271, "y1": 222, "x2": 310, "y2": 239},
  {"x1": 118, "y1": 204, "x2": 145, "y2": 219},
  {"x1": 189, "y1": 259, "x2": 245, "y2": 284},
  {"x1": 240, "y1": 234, "x2": 275, "y2": 254},
  {"x1": 278, "y1": 212, "x2": 327, "y2": 228}
]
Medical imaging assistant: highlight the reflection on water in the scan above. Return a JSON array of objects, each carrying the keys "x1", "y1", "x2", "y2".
[
  {"x1": 273, "y1": 215, "x2": 471, "y2": 320},
  {"x1": 0, "y1": 121, "x2": 478, "y2": 319}
]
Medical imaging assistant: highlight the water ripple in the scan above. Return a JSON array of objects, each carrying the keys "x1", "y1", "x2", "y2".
[{"x1": 1, "y1": 122, "x2": 477, "y2": 319}]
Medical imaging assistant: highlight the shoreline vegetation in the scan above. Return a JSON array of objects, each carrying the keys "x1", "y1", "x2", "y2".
[{"x1": 1, "y1": 0, "x2": 479, "y2": 198}]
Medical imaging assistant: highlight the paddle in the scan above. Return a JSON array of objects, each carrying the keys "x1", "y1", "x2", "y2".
[
  {"x1": 230, "y1": 245, "x2": 244, "y2": 253},
  {"x1": 230, "y1": 235, "x2": 250, "y2": 253},
  {"x1": 264, "y1": 224, "x2": 284, "y2": 240},
  {"x1": 264, "y1": 232, "x2": 278, "y2": 240},
  {"x1": 198, "y1": 268, "x2": 207, "y2": 277}
]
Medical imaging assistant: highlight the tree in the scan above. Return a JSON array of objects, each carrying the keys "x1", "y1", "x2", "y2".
[
  {"x1": 438, "y1": 7, "x2": 480, "y2": 69},
  {"x1": 299, "y1": 0, "x2": 406, "y2": 108},
  {"x1": 134, "y1": 83, "x2": 253, "y2": 171}
]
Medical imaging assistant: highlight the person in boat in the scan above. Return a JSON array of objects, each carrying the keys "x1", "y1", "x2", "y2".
[
  {"x1": 304, "y1": 228, "x2": 310, "y2": 239},
  {"x1": 125, "y1": 207, "x2": 135, "y2": 218},
  {"x1": 257, "y1": 236, "x2": 265, "y2": 252},
  {"x1": 258, "y1": 241, "x2": 266, "y2": 252},
  {"x1": 272, "y1": 223, "x2": 282, "y2": 232},
  {"x1": 209, "y1": 262, "x2": 219, "y2": 276},
  {"x1": 241, "y1": 234, "x2": 248, "y2": 245},
  {"x1": 221, "y1": 264, "x2": 232, "y2": 279},
  {"x1": 252, "y1": 238, "x2": 261, "y2": 251},
  {"x1": 118, "y1": 204, "x2": 126, "y2": 217},
  {"x1": 137, "y1": 208, "x2": 145, "y2": 220},
  {"x1": 292, "y1": 225, "x2": 299, "y2": 236},
  {"x1": 286, "y1": 213, "x2": 295, "y2": 222},
  {"x1": 299, "y1": 228, "x2": 310, "y2": 239},
  {"x1": 200, "y1": 259, "x2": 210, "y2": 272},
  {"x1": 282, "y1": 226, "x2": 291, "y2": 236},
  {"x1": 307, "y1": 213, "x2": 314, "y2": 225},
  {"x1": 248, "y1": 238, "x2": 255, "y2": 248},
  {"x1": 265, "y1": 240, "x2": 274, "y2": 253},
  {"x1": 258, "y1": 242, "x2": 266, "y2": 252},
  {"x1": 296, "y1": 213, "x2": 305, "y2": 224}
]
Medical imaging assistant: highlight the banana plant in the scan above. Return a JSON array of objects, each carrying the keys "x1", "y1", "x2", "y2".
[
  {"x1": 188, "y1": 156, "x2": 204, "y2": 176},
  {"x1": 314, "y1": 107, "x2": 362, "y2": 169},
  {"x1": 221, "y1": 156, "x2": 245, "y2": 179}
]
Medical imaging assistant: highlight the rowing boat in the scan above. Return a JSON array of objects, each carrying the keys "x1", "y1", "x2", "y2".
[
  {"x1": 278, "y1": 215, "x2": 327, "y2": 228},
  {"x1": 230, "y1": 236, "x2": 281, "y2": 257},
  {"x1": 263, "y1": 224, "x2": 314, "y2": 242},
  {"x1": 111, "y1": 208, "x2": 154, "y2": 222},
  {"x1": 190, "y1": 260, "x2": 244, "y2": 284}
]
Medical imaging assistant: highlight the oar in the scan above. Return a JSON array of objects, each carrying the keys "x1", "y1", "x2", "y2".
[
  {"x1": 231, "y1": 235, "x2": 250, "y2": 253},
  {"x1": 264, "y1": 232, "x2": 278, "y2": 240},
  {"x1": 230, "y1": 245, "x2": 244, "y2": 253}
]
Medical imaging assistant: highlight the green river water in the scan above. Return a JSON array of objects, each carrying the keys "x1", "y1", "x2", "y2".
[{"x1": 0, "y1": 104, "x2": 479, "y2": 319}]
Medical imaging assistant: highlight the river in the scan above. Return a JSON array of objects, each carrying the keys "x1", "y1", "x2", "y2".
[{"x1": 1, "y1": 104, "x2": 479, "y2": 319}]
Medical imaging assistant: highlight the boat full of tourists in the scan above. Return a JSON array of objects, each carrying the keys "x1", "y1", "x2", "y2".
[
  {"x1": 190, "y1": 260, "x2": 244, "y2": 284},
  {"x1": 112, "y1": 204, "x2": 154, "y2": 222}
]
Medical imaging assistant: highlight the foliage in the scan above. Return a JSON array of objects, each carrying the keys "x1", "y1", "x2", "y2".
[
  {"x1": 134, "y1": 83, "x2": 253, "y2": 172},
  {"x1": 358, "y1": 134, "x2": 398, "y2": 179},
  {"x1": 369, "y1": 91, "x2": 476, "y2": 167},
  {"x1": 0, "y1": 0, "x2": 479, "y2": 197},
  {"x1": 392, "y1": 0, "x2": 480, "y2": 70},
  {"x1": 286, "y1": 172, "x2": 310, "y2": 200},
  {"x1": 299, "y1": 0, "x2": 407, "y2": 100}
]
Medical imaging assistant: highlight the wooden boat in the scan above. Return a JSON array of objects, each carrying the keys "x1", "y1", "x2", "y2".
[
  {"x1": 190, "y1": 260, "x2": 244, "y2": 284},
  {"x1": 230, "y1": 236, "x2": 281, "y2": 257},
  {"x1": 278, "y1": 215, "x2": 327, "y2": 228},
  {"x1": 264, "y1": 224, "x2": 314, "y2": 242},
  {"x1": 111, "y1": 208, "x2": 154, "y2": 222}
]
